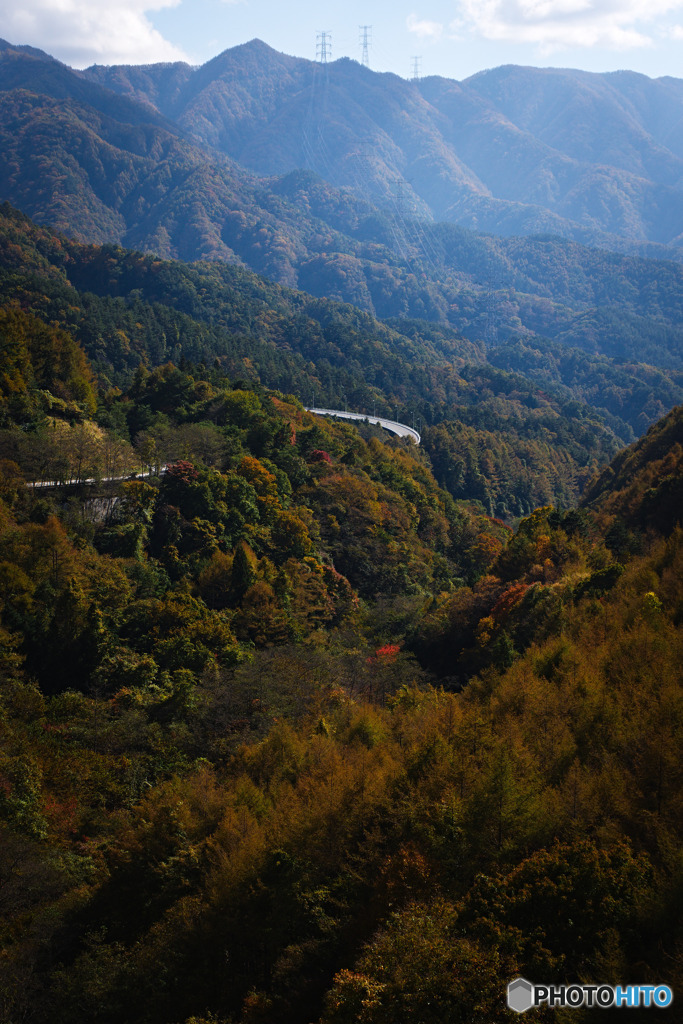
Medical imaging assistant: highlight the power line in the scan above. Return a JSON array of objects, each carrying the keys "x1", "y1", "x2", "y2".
[
  {"x1": 316, "y1": 31, "x2": 332, "y2": 64},
  {"x1": 359, "y1": 25, "x2": 372, "y2": 68},
  {"x1": 304, "y1": 32, "x2": 441, "y2": 283},
  {"x1": 411, "y1": 56, "x2": 421, "y2": 82}
]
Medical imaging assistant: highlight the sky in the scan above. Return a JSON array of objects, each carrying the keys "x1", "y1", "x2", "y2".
[{"x1": 2, "y1": 0, "x2": 683, "y2": 80}]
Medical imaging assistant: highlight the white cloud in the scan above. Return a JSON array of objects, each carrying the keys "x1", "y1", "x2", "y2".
[
  {"x1": 407, "y1": 13, "x2": 445, "y2": 41},
  {"x1": 453, "y1": 0, "x2": 683, "y2": 52},
  {"x1": 0, "y1": 0, "x2": 189, "y2": 67}
]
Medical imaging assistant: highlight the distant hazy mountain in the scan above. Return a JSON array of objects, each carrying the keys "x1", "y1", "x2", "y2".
[{"x1": 83, "y1": 39, "x2": 683, "y2": 248}]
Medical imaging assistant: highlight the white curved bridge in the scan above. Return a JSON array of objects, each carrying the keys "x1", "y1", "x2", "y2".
[{"x1": 305, "y1": 408, "x2": 420, "y2": 444}]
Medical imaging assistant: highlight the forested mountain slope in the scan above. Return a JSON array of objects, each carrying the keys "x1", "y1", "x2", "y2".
[
  {"x1": 583, "y1": 402, "x2": 683, "y2": 534},
  {"x1": 85, "y1": 39, "x2": 683, "y2": 248},
  {"x1": 0, "y1": 203, "x2": 629, "y2": 517},
  {"x1": 3, "y1": 39, "x2": 683, "y2": 398},
  {"x1": 0, "y1": 314, "x2": 681, "y2": 1022}
]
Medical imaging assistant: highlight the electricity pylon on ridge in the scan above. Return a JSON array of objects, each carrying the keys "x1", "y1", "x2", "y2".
[
  {"x1": 316, "y1": 31, "x2": 331, "y2": 64},
  {"x1": 411, "y1": 56, "x2": 421, "y2": 81},
  {"x1": 359, "y1": 25, "x2": 371, "y2": 67}
]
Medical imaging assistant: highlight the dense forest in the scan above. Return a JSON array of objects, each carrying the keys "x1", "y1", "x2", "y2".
[
  {"x1": 0, "y1": 202, "x2": 633, "y2": 520},
  {"x1": 0, "y1": 197, "x2": 682, "y2": 1022}
]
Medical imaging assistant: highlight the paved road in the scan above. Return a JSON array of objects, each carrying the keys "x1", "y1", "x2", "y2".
[
  {"x1": 30, "y1": 466, "x2": 166, "y2": 489},
  {"x1": 28, "y1": 407, "x2": 421, "y2": 490},
  {"x1": 305, "y1": 408, "x2": 421, "y2": 444}
]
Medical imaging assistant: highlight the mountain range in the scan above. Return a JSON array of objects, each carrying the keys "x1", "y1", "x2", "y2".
[
  {"x1": 83, "y1": 40, "x2": 683, "y2": 249},
  {"x1": 6, "y1": 35, "x2": 683, "y2": 254},
  {"x1": 3, "y1": 37, "x2": 683, "y2": 442},
  {"x1": 4, "y1": 37, "x2": 683, "y2": 390}
]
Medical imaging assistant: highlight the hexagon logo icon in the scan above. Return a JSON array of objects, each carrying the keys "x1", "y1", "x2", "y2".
[{"x1": 507, "y1": 977, "x2": 534, "y2": 1013}]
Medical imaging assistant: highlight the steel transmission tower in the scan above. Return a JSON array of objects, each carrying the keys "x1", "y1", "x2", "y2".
[
  {"x1": 359, "y1": 25, "x2": 371, "y2": 67},
  {"x1": 411, "y1": 56, "x2": 421, "y2": 81},
  {"x1": 316, "y1": 31, "x2": 331, "y2": 64},
  {"x1": 396, "y1": 180, "x2": 408, "y2": 217}
]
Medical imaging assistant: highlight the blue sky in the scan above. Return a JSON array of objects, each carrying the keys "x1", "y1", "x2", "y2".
[{"x1": 2, "y1": 0, "x2": 683, "y2": 80}]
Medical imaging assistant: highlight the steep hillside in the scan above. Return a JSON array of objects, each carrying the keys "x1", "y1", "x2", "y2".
[
  {"x1": 583, "y1": 403, "x2": 683, "y2": 534},
  {"x1": 0, "y1": 305, "x2": 96, "y2": 425},
  {"x1": 0, "y1": 379, "x2": 682, "y2": 1024}
]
